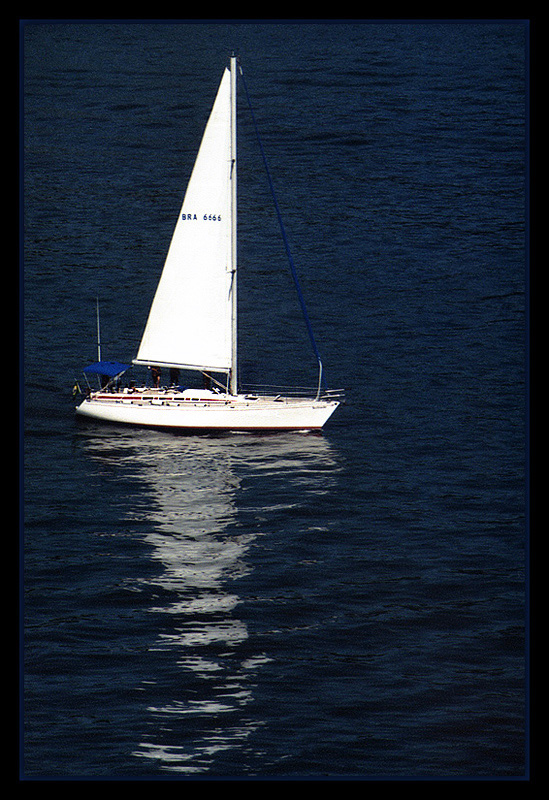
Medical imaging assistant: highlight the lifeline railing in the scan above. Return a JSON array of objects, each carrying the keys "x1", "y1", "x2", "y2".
[{"x1": 240, "y1": 384, "x2": 346, "y2": 402}]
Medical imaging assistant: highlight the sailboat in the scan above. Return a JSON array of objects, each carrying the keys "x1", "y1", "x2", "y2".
[{"x1": 75, "y1": 56, "x2": 343, "y2": 431}]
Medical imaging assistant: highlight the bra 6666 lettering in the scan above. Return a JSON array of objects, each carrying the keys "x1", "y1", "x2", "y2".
[{"x1": 181, "y1": 213, "x2": 222, "y2": 221}]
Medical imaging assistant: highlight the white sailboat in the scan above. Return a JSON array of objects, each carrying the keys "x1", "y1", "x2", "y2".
[{"x1": 76, "y1": 56, "x2": 343, "y2": 431}]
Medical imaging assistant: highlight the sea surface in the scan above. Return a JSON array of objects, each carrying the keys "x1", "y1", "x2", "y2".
[{"x1": 22, "y1": 21, "x2": 527, "y2": 779}]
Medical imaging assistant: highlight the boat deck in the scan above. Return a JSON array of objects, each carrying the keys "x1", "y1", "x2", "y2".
[{"x1": 86, "y1": 386, "x2": 343, "y2": 407}]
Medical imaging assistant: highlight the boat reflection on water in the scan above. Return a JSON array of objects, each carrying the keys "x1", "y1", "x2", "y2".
[{"x1": 80, "y1": 425, "x2": 340, "y2": 774}]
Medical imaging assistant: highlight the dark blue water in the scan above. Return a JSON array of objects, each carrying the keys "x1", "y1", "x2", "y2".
[{"x1": 22, "y1": 21, "x2": 527, "y2": 779}]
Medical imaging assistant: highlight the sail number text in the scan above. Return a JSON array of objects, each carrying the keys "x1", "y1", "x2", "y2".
[{"x1": 181, "y1": 213, "x2": 222, "y2": 221}]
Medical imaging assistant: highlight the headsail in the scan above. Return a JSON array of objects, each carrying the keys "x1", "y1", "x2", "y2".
[{"x1": 133, "y1": 68, "x2": 234, "y2": 374}]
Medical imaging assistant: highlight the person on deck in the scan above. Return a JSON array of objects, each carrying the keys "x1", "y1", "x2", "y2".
[
  {"x1": 170, "y1": 368, "x2": 180, "y2": 386},
  {"x1": 150, "y1": 366, "x2": 161, "y2": 388}
]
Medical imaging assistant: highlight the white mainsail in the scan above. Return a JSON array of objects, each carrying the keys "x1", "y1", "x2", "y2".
[{"x1": 134, "y1": 68, "x2": 234, "y2": 375}]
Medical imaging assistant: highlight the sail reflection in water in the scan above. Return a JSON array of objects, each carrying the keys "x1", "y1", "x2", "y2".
[{"x1": 81, "y1": 427, "x2": 340, "y2": 774}]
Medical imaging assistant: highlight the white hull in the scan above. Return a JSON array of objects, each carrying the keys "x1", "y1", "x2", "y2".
[{"x1": 76, "y1": 388, "x2": 339, "y2": 431}]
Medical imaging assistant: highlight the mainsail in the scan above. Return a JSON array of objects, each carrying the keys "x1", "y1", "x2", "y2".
[{"x1": 134, "y1": 68, "x2": 234, "y2": 374}]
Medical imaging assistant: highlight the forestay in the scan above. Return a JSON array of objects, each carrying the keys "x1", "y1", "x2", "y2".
[{"x1": 133, "y1": 68, "x2": 233, "y2": 374}]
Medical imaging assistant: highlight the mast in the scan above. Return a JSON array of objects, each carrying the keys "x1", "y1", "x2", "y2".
[{"x1": 229, "y1": 54, "x2": 238, "y2": 395}]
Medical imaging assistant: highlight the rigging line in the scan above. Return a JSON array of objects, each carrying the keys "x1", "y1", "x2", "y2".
[{"x1": 238, "y1": 63, "x2": 324, "y2": 390}]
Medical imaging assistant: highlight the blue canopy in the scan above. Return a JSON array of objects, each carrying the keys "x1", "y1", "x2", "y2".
[{"x1": 83, "y1": 361, "x2": 130, "y2": 377}]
